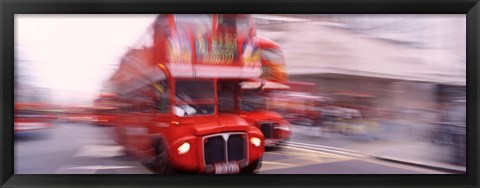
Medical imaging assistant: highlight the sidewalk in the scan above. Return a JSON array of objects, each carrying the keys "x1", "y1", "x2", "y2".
[{"x1": 290, "y1": 124, "x2": 466, "y2": 173}]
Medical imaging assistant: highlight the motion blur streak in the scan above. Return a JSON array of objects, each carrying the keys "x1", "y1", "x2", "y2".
[{"x1": 14, "y1": 14, "x2": 466, "y2": 174}]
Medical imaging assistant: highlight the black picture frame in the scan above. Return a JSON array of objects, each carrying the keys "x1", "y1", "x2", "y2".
[{"x1": 1, "y1": 0, "x2": 479, "y2": 187}]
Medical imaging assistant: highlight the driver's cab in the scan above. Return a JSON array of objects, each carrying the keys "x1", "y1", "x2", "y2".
[{"x1": 172, "y1": 79, "x2": 216, "y2": 117}]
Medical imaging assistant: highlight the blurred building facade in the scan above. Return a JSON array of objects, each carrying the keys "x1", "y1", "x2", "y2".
[
  {"x1": 255, "y1": 14, "x2": 466, "y2": 140},
  {"x1": 15, "y1": 49, "x2": 52, "y2": 104}
]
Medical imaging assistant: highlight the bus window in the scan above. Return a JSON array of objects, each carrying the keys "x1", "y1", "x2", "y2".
[
  {"x1": 240, "y1": 90, "x2": 267, "y2": 112},
  {"x1": 174, "y1": 14, "x2": 212, "y2": 41},
  {"x1": 174, "y1": 14, "x2": 213, "y2": 29},
  {"x1": 217, "y1": 81, "x2": 238, "y2": 113},
  {"x1": 174, "y1": 14, "x2": 213, "y2": 63},
  {"x1": 124, "y1": 88, "x2": 152, "y2": 113},
  {"x1": 152, "y1": 80, "x2": 170, "y2": 113},
  {"x1": 174, "y1": 80, "x2": 215, "y2": 116},
  {"x1": 217, "y1": 14, "x2": 251, "y2": 34}
]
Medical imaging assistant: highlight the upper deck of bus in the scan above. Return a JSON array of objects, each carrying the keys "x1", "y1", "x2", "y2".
[{"x1": 107, "y1": 14, "x2": 263, "y2": 92}]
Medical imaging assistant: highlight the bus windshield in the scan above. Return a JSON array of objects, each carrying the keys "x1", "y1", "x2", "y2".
[
  {"x1": 240, "y1": 89, "x2": 267, "y2": 112},
  {"x1": 174, "y1": 80, "x2": 215, "y2": 116}
]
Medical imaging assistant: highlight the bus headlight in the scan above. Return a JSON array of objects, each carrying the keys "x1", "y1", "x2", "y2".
[
  {"x1": 250, "y1": 137, "x2": 261, "y2": 147},
  {"x1": 177, "y1": 142, "x2": 190, "y2": 155}
]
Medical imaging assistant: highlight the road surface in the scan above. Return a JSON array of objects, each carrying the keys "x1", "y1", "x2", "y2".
[{"x1": 15, "y1": 122, "x2": 445, "y2": 174}]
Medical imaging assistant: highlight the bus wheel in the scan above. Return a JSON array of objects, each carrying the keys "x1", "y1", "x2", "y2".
[
  {"x1": 152, "y1": 138, "x2": 174, "y2": 174},
  {"x1": 241, "y1": 158, "x2": 262, "y2": 174}
]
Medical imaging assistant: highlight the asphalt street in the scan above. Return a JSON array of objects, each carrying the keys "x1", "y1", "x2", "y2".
[{"x1": 15, "y1": 122, "x2": 445, "y2": 174}]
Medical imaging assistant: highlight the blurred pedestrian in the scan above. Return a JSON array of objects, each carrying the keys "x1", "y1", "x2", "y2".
[{"x1": 438, "y1": 98, "x2": 466, "y2": 166}]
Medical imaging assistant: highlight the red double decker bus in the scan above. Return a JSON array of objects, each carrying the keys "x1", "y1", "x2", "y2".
[
  {"x1": 15, "y1": 103, "x2": 55, "y2": 134},
  {"x1": 104, "y1": 14, "x2": 268, "y2": 174},
  {"x1": 227, "y1": 36, "x2": 292, "y2": 147},
  {"x1": 91, "y1": 93, "x2": 124, "y2": 126}
]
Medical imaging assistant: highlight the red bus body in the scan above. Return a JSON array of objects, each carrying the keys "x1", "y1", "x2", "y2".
[
  {"x1": 104, "y1": 14, "x2": 267, "y2": 174},
  {"x1": 61, "y1": 106, "x2": 94, "y2": 123},
  {"x1": 91, "y1": 93, "x2": 123, "y2": 126},
  {"x1": 234, "y1": 36, "x2": 291, "y2": 146},
  {"x1": 238, "y1": 96, "x2": 292, "y2": 146},
  {"x1": 15, "y1": 103, "x2": 54, "y2": 133}
]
